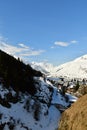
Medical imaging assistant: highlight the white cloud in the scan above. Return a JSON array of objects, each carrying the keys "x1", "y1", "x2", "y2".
[
  {"x1": 0, "y1": 42, "x2": 29, "y2": 55},
  {"x1": 51, "y1": 46, "x2": 55, "y2": 49},
  {"x1": 54, "y1": 41, "x2": 68, "y2": 47},
  {"x1": 18, "y1": 43, "x2": 29, "y2": 49},
  {"x1": 53, "y1": 40, "x2": 78, "y2": 47},
  {"x1": 0, "y1": 39, "x2": 45, "y2": 60},
  {"x1": 70, "y1": 40, "x2": 78, "y2": 44},
  {"x1": 19, "y1": 50, "x2": 45, "y2": 56},
  {"x1": 0, "y1": 35, "x2": 8, "y2": 41}
]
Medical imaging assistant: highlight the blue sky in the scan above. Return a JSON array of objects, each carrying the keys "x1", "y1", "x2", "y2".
[{"x1": 0, "y1": 0, "x2": 87, "y2": 65}]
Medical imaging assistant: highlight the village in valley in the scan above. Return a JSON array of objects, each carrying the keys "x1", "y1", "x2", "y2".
[{"x1": 47, "y1": 76, "x2": 87, "y2": 99}]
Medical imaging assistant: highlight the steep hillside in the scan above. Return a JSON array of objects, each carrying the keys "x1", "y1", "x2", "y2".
[
  {"x1": 0, "y1": 49, "x2": 42, "y2": 94},
  {"x1": 58, "y1": 94, "x2": 87, "y2": 130},
  {"x1": 0, "y1": 72, "x2": 72, "y2": 130},
  {"x1": 0, "y1": 50, "x2": 76, "y2": 130}
]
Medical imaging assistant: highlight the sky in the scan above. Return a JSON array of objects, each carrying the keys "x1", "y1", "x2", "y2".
[{"x1": 0, "y1": 0, "x2": 87, "y2": 66}]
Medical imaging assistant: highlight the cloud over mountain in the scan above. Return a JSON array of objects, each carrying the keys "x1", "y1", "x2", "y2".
[{"x1": 0, "y1": 39, "x2": 45, "y2": 60}]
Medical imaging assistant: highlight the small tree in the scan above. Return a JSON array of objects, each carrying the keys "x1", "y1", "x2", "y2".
[
  {"x1": 75, "y1": 81, "x2": 80, "y2": 91},
  {"x1": 34, "y1": 101, "x2": 41, "y2": 121}
]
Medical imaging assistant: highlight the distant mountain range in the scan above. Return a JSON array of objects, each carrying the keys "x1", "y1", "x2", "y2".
[
  {"x1": 31, "y1": 55, "x2": 87, "y2": 79},
  {"x1": 30, "y1": 61, "x2": 55, "y2": 75}
]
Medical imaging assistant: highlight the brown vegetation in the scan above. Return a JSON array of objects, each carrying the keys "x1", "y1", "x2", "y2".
[
  {"x1": 78, "y1": 85, "x2": 87, "y2": 95},
  {"x1": 58, "y1": 94, "x2": 87, "y2": 130}
]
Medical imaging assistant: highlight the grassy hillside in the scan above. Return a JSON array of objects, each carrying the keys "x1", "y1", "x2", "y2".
[{"x1": 58, "y1": 94, "x2": 87, "y2": 130}]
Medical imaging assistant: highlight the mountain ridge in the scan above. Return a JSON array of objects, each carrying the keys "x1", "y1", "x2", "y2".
[
  {"x1": 0, "y1": 49, "x2": 76, "y2": 130},
  {"x1": 31, "y1": 54, "x2": 87, "y2": 79}
]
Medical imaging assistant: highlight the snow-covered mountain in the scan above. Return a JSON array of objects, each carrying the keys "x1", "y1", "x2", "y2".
[
  {"x1": 53, "y1": 55, "x2": 87, "y2": 79},
  {"x1": 0, "y1": 77, "x2": 77, "y2": 130},
  {"x1": 31, "y1": 55, "x2": 87, "y2": 79},
  {"x1": 0, "y1": 50, "x2": 78, "y2": 130},
  {"x1": 31, "y1": 62, "x2": 56, "y2": 75}
]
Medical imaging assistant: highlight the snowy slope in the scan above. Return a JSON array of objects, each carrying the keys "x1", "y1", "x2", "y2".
[
  {"x1": 31, "y1": 62, "x2": 56, "y2": 75},
  {"x1": 0, "y1": 76, "x2": 76, "y2": 130},
  {"x1": 31, "y1": 54, "x2": 87, "y2": 79},
  {"x1": 53, "y1": 55, "x2": 87, "y2": 79}
]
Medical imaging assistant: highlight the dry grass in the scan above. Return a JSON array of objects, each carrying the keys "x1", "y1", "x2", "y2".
[{"x1": 58, "y1": 94, "x2": 87, "y2": 130}]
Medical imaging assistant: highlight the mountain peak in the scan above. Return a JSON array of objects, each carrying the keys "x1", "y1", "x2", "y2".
[{"x1": 31, "y1": 54, "x2": 87, "y2": 79}]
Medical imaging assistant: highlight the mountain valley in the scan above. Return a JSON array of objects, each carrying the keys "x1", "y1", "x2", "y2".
[{"x1": 0, "y1": 50, "x2": 87, "y2": 130}]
